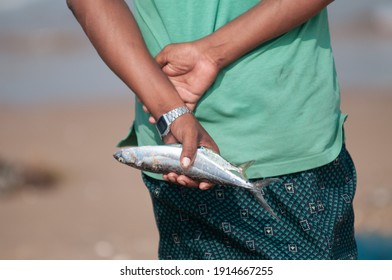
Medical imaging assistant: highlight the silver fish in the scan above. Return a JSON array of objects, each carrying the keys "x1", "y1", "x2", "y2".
[{"x1": 113, "y1": 144, "x2": 279, "y2": 219}]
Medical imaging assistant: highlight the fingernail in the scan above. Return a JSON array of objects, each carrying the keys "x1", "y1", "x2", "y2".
[
  {"x1": 199, "y1": 183, "x2": 211, "y2": 190},
  {"x1": 182, "y1": 157, "x2": 191, "y2": 169}
]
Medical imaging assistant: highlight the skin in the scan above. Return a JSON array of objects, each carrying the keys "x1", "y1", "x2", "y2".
[{"x1": 67, "y1": 0, "x2": 333, "y2": 189}]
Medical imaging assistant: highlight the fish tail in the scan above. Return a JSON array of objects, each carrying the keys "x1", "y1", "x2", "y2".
[{"x1": 250, "y1": 178, "x2": 281, "y2": 220}]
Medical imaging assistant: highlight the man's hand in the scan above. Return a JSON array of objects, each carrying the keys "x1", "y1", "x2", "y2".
[
  {"x1": 161, "y1": 113, "x2": 219, "y2": 190},
  {"x1": 140, "y1": 42, "x2": 221, "y2": 189},
  {"x1": 156, "y1": 42, "x2": 219, "y2": 111},
  {"x1": 143, "y1": 41, "x2": 220, "y2": 124}
]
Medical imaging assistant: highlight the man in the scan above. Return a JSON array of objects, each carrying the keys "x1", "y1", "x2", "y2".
[{"x1": 68, "y1": 0, "x2": 357, "y2": 259}]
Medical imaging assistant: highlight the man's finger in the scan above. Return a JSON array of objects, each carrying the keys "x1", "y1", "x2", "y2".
[
  {"x1": 162, "y1": 133, "x2": 177, "y2": 145},
  {"x1": 148, "y1": 116, "x2": 156, "y2": 124},
  {"x1": 155, "y1": 46, "x2": 169, "y2": 67},
  {"x1": 176, "y1": 175, "x2": 199, "y2": 188},
  {"x1": 180, "y1": 130, "x2": 198, "y2": 170},
  {"x1": 142, "y1": 105, "x2": 149, "y2": 113}
]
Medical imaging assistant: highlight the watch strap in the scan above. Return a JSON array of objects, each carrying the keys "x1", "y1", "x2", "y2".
[
  {"x1": 156, "y1": 106, "x2": 192, "y2": 138},
  {"x1": 164, "y1": 106, "x2": 192, "y2": 124}
]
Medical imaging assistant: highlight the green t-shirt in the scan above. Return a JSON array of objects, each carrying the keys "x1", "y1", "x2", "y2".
[{"x1": 118, "y1": 0, "x2": 346, "y2": 180}]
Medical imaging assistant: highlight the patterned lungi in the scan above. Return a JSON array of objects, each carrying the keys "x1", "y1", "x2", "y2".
[{"x1": 142, "y1": 145, "x2": 357, "y2": 260}]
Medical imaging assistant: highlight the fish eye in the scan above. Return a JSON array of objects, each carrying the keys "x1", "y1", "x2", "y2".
[{"x1": 118, "y1": 157, "x2": 125, "y2": 163}]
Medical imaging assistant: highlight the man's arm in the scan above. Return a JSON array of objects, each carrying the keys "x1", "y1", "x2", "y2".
[
  {"x1": 67, "y1": 0, "x2": 185, "y2": 120},
  {"x1": 67, "y1": 0, "x2": 219, "y2": 186},
  {"x1": 155, "y1": 0, "x2": 334, "y2": 118},
  {"x1": 199, "y1": 0, "x2": 334, "y2": 69}
]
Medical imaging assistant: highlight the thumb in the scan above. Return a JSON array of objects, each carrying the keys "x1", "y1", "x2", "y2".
[
  {"x1": 180, "y1": 133, "x2": 198, "y2": 171},
  {"x1": 155, "y1": 47, "x2": 168, "y2": 68}
]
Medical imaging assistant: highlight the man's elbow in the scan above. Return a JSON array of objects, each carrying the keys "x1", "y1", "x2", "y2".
[
  {"x1": 66, "y1": 0, "x2": 84, "y2": 11},
  {"x1": 66, "y1": 0, "x2": 73, "y2": 9},
  {"x1": 67, "y1": 0, "x2": 98, "y2": 13},
  {"x1": 66, "y1": 0, "x2": 78, "y2": 11}
]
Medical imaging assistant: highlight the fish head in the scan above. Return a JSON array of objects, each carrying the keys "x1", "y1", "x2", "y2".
[{"x1": 113, "y1": 149, "x2": 138, "y2": 166}]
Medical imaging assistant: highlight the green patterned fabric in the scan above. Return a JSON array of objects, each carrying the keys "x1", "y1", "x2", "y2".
[{"x1": 142, "y1": 146, "x2": 357, "y2": 260}]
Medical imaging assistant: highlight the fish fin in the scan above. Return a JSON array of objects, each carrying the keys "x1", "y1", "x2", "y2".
[
  {"x1": 250, "y1": 189, "x2": 279, "y2": 220},
  {"x1": 252, "y1": 177, "x2": 281, "y2": 189},
  {"x1": 236, "y1": 160, "x2": 255, "y2": 178},
  {"x1": 250, "y1": 178, "x2": 282, "y2": 220}
]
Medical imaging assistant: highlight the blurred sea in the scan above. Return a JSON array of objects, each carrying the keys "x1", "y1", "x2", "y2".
[
  {"x1": 0, "y1": 0, "x2": 391, "y2": 260},
  {"x1": 0, "y1": 0, "x2": 391, "y2": 105},
  {"x1": 0, "y1": 0, "x2": 130, "y2": 104}
]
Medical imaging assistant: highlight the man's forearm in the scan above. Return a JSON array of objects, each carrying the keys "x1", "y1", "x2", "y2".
[
  {"x1": 67, "y1": 0, "x2": 184, "y2": 119},
  {"x1": 199, "y1": 0, "x2": 334, "y2": 69}
]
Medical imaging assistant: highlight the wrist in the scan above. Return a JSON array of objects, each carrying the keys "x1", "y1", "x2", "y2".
[
  {"x1": 194, "y1": 37, "x2": 231, "y2": 70},
  {"x1": 155, "y1": 105, "x2": 192, "y2": 138}
]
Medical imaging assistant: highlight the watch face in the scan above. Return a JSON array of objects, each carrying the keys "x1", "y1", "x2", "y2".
[{"x1": 156, "y1": 116, "x2": 168, "y2": 136}]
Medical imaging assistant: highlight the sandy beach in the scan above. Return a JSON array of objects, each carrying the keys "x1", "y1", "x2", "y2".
[
  {"x1": 0, "y1": 87, "x2": 391, "y2": 260},
  {"x1": 0, "y1": 96, "x2": 158, "y2": 259},
  {"x1": 341, "y1": 89, "x2": 392, "y2": 235}
]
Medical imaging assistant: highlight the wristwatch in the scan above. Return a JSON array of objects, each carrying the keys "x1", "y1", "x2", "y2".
[{"x1": 155, "y1": 106, "x2": 192, "y2": 138}]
